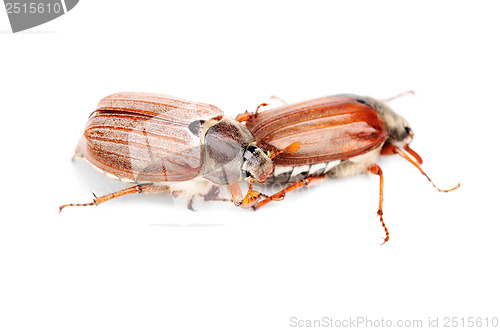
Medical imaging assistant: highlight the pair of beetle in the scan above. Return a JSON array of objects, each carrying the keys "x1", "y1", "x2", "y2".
[{"x1": 60, "y1": 92, "x2": 459, "y2": 243}]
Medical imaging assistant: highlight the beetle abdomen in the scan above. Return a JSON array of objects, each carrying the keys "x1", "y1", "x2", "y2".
[
  {"x1": 268, "y1": 160, "x2": 342, "y2": 183},
  {"x1": 82, "y1": 92, "x2": 224, "y2": 182}
]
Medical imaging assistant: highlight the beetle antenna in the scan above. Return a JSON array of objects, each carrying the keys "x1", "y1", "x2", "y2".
[
  {"x1": 393, "y1": 146, "x2": 460, "y2": 192},
  {"x1": 383, "y1": 90, "x2": 415, "y2": 102}
]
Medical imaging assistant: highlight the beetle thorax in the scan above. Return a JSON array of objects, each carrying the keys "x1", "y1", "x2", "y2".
[{"x1": 201, "y1": 116, "x2": 258, "y2": 185}]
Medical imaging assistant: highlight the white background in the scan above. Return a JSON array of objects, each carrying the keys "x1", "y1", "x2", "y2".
[{"x1": 1, "y1": 1, "x2": 498, "y2": 330}]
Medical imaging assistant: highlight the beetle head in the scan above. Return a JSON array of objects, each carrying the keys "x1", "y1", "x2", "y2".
[
  {"x1": 364, "y1": 96, "x2": 414, "y2": 146},
  {"x1": 242, "y1": 144, "x2": 274, "y2": 183}
]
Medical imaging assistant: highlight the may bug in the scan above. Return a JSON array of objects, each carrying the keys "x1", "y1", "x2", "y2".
[
  {"x1": 235, "y1": 93, "x2": 460, "y2": 243},
  {"x1": 60, "y1": 92, "x2": 294, "y2": 212}
]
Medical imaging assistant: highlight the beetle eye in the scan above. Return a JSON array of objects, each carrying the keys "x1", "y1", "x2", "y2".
[
  {"x1": 244, "y1": 145, "x2": 258, "y2": 161},
  {"x1": 246, "y1": 145, "x2": 258, "y2": 153}
]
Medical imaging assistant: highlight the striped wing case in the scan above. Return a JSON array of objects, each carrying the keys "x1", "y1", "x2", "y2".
[
  {"x1": 81, "y1": 92, "x2": 224, "y2": 182},
  {"x1": 245, "y1": 95, "x2": 387, "y2": 167}
]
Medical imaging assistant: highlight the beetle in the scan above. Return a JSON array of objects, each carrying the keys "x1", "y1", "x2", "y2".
[
  {"x1": 60, "y1": 91, "x2": 458, "y2": 243},
  {"x1": 234, "y1": 92, "x2": 460, "y2": 243},
  {"x1": 59, "y1": 92, "x2": 294, "y2": 212}
]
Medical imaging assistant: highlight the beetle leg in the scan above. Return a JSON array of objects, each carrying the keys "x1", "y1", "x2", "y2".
[
  {"x1": 227, "y1": 178, "x2": 273, "y2": 208},
  {"x1": 228, "y1": 181, "x2": 244, "y2": 206},
  {"x1": 187, "y1": 185, "x2": 232, "y2": 211},
  {"x1": 239, "y1": 178, "x2": 271, "y2": 207},
  {"x1": 368, "y1": 164, "x2": 389, "y2": 245},
  {"x1": 251, "y1": 175, "x2": 326, "y2": 210},
  {"x1": 235, "y1": 111, "x2": 253, "y2": 123},
  {"x1": 241, "y1": 189, "x2": 269, "y2": 207},
  {"x1": 380, "y1": 142, "x2": 396, "y2": 156},
  {"x1": 382, "y1": 90, "x2": 415, "y2": 102},
  {"x1": 202, "y1": 185, "x2": 231, "y2": 202},
  {"x1": 269, "y1": 95, "x2": 288, "y2": 105},
  {"x1": 59, "y1": 183, "x2": 169, "y2": 213},
  {"x1": 71, "y1": 138, "x2": 84, "y2": 161},
  {"x1": 235, "y1": 103, "x2": 269, "y2": 122}
]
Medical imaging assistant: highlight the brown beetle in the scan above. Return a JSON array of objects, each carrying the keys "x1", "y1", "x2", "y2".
[
  {"x1": 60, "y1": 92, "x2": 283, "y2": 211},
  {"x1": 61, "y1": 92, "x2": 458, "y2": 243},
  {"x1": 235, "y1": 93, "x2": 460, "y2": 243}
]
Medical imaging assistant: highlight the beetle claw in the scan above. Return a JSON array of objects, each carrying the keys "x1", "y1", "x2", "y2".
[{"x1": 187, "y1": 195, "x2": 199, "y2": 211}]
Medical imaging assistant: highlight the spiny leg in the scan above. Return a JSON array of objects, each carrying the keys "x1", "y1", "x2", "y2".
[
  {"x1": 235, "y1": 103, "x2": 269, "y2": 122},
  {"x1": 251, "y1": 175, "x2": 326, "y2": 210},
  {"x1": 383, "y1": 90, "x2": 415, "y2": 102},
  {"x1": 368, "y1": 164, "x2": 389, "y2": 244},
  {"x1": 59, "y1": 183, "x2": 170, "y2": 213},
  {"x1": 240, "y1": 178, "x2": 275, "y2": 207},
  {"x1": 269, "y1": 95, "x2": 288, "y2": 105},
  {"x1": 235, "y1": 98, "x2": 287, "y2": 122},
  {"x1": 71, "y1": 137, "x2": 84, "y2": 161},
  {"x1": 187, "y1": 185, "x2": 232, "y2": 211}
]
